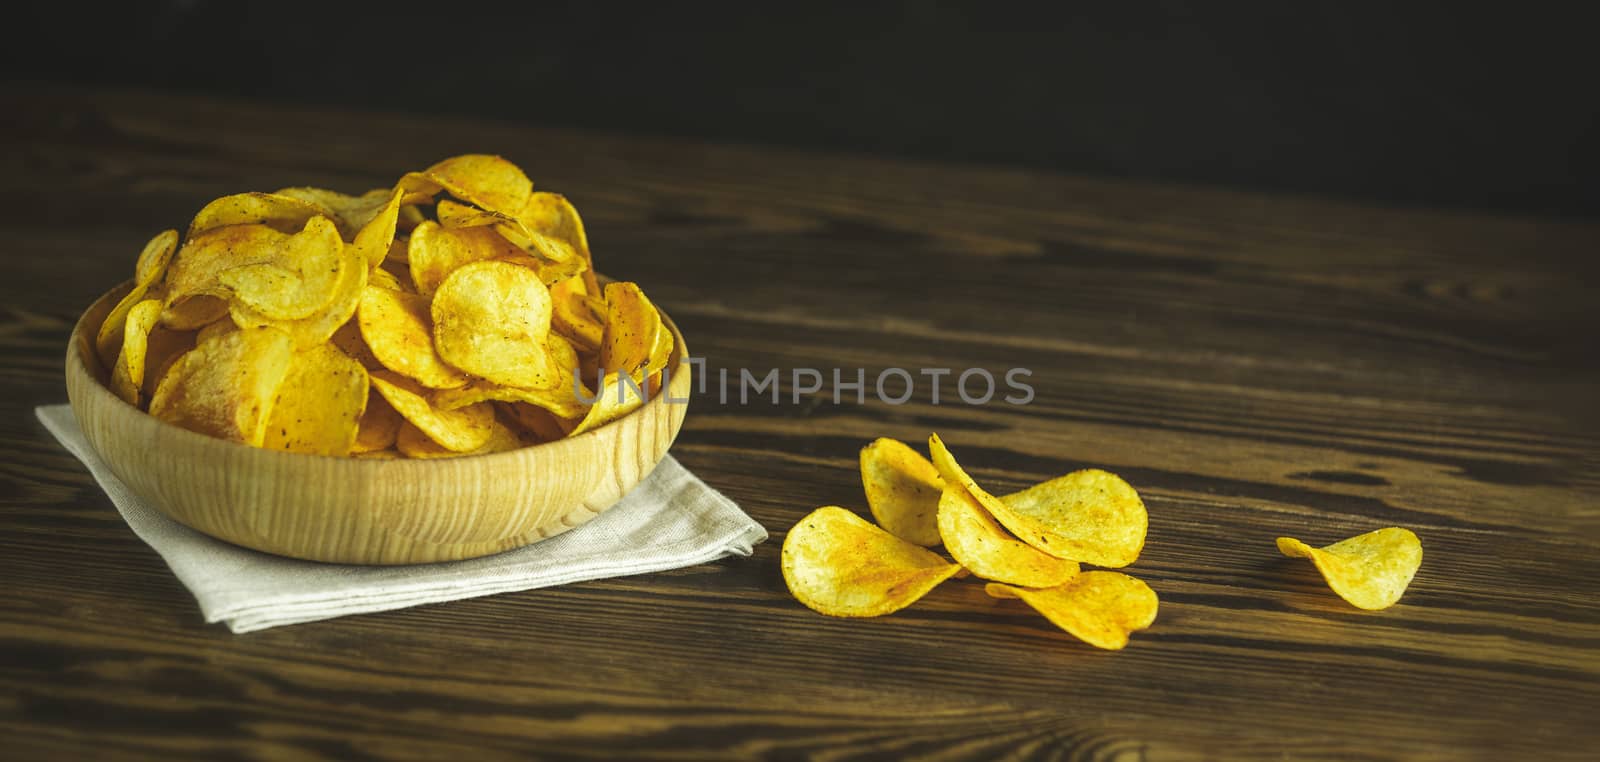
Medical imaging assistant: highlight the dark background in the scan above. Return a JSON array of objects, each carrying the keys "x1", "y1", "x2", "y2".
[{"x1": 8, "y1": 2, "x2": 1597, "y2": 218}]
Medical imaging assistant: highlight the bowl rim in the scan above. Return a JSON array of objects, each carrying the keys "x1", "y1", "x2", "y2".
[{"x1": 70, "y1": 278, "x2": 690, "y2": 467}]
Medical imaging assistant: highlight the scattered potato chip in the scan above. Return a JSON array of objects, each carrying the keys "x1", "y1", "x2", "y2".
[
  {"x1": 217, "y1": 216, "x2": 345, "y2": 321},
  {"x1": 109, "y1": 299, "x2": 164, "y2": 406},
  {"x1": 927, "y1": 434, "x2": 1146, "y2": 568},
  {"x1": 940, "y1": 487, "x2": 1079, "y2": 587},
  {"x1": 262, "y1": 342, "x2": 369, "y2": 455},
  {"x1": 1277, "y1": 528, "x2": 1422, "y2": 610},
  {"x1": 150, "y1": 327, "x2": 295, "y2": 446},
  {"x1": 187, "y1": 192, "x2": 326, "y2": 238},
  {"x1": 782, "y1": 506, "x2": 963, "y2": 617},
  {"x1": 986, "y1": 572, "x2": 1158, "y2": 650},
  {"x1": 369, "y1": 371, "x2": 493, "y2": 452},
  {"x1": 358, "y1": 286, "x2": 468, "y2": 389},
  {"x1": 431, "y1": 260, "x2": 555, "y2": 387},
  {"x1": 396, "y1": 418, "x2": 521, "y2": 459},
  {"x1": 352, "y1": 390, "x2": 402, "y2": 453},
  {"x1": 97, "y1": 230, "x2": 178, "y2": 366},
  {"x1": 859, "y1": 438, "x2": 943, "y2": 546}
]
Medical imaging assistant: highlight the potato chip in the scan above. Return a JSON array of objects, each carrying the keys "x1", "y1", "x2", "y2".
[
  {"x1": 352, "y1": 390, "x2": 402, "y2": 453},
  {"x1": 550, "y1": 277, "x2": 605, "y2": 353},
  {"x1": 369, "y1": 371, "x2": 493, "y2": 452},
  {"x1": 187, "y1": 192, "x2": 327, "y2": 238},
  {"x1": 567, "y1": 372, "x2": 648, "y2": 436},
  {"x1": 109, "y1": 299, "x2": 164, "y2": 406},
  {"x1": 218, "y1": 216, "x2": 345, "y2": 320},
  {"x1": 261, "y1": 342, "x2": 369, "y2": 456},
  {"x1": 273, "y1": 187, "x2": 398, "y2": 249},
  {"x1": 348, "y1": 188, "x2": 405, "y2": 270},
  {"x1": 986, "y1": 572, "x2": 1158, "y2": 650},
  {"x1": 150, "y1": 327, "x2": 295, "y2": 446},
  {"x1": 396, "y1": 418, "x2": 521, "y2": 459},
  {"x1": 859, "y1": 438, "x2": 943, "y2": 546},
  {"x1": 396, "y1": 204, "x2": 425, "y2": 233},
  {"x1": 97, "y1": 230, "x2": 178, "y2": 366},
  {"x1": 518, "y1": 192, "x2": 598, "y2": 294},
  {"x1": 504, "y1": 402, "x2": 573, "y2": 442},
  {"x1": 229, "y1": 229, "x2": 369, "y2": 347},
  {"x1": 163, "y1": 224, "x2": 289, "y2": 306},
  {"x1": 140, "y1": 326, "x2": 197, "y2": 401},
  {"x1": 782, "y1": 506, "x2": 963, "y2": 617},
  {"x1": 358, "y1": 286, "x2": 468, "y2": 389},
  {"x1": 939, "y1": 487, "x2": 1079, "y2": 587},
  {"x1": 431, "y1": 261, "x2": 555, "y2": 387},
  {"x1": 407, "y1": 220, "x2": 524, "y2": 297},
  {"x1": 599, "y1": 281, "x2": 662, "y2": 380},
  {"x1": 368, "y1": 266, "x2": 404, "y2": 292},
  {"x1": 196, "y1": 317, "x2": 238, "y2": 345},
  {"x1": 434, "y1": 378, "x2": 588, "y2": 420},
  {"x1": 398, "y1": 154, "x2": 532, "y2": 217},
  {"x1": 1277, "y1": 528, "x2": 1422, "y2": 610},
  {"x1": 927, "y1": 434, "x2": 1146, "y2": 568},
  {"x1": 161, "y1": 294, "x2": 230, "y2": 331}
]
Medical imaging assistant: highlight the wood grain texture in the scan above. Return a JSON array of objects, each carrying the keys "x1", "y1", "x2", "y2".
[
  {"x1": 64, "y1": 282, "x2": 691, "y2": 564},
  {"x1": 2, "y1": 83, "x2": 1598, "y2": 760}
]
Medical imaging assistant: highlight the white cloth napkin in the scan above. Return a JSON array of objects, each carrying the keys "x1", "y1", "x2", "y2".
[{"x1": 36, "y1": 404, "x2": 767, "y2": 633}]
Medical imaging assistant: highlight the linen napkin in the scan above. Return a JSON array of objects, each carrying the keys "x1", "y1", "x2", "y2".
[{"x1": 36, "y1": 404, "x2": 768, "y2": 633}]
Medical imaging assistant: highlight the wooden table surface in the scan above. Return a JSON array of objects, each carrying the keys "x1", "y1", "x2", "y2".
[{"x1": 2, "y1": 84, "x2": 1597, "y2": 761}]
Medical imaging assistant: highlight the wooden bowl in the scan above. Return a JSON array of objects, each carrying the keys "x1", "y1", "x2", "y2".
[{"x1": 65, "y1": 282, "x2": 690, "y2": 565}]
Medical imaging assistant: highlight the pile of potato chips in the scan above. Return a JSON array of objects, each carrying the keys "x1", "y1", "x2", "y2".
[
  {"x1": 784, "y1": 435, "x2": 1425, "y2": 647},
  {"x1": 94, "y1": 155, "x2": 675, "y2": 458},
  {"x1": 783, "y1": 435, "x2": 1159, "y2": 650}
]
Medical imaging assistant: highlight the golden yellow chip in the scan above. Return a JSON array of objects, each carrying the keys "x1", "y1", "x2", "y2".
[
  {"x1": 186, "y1": 192, "x2": 326, "y2": 238},
  {"x1": 782, "y1": 506, "x2": 963, "y2": 617},
  {"x1": 566, "y1": 372, "x2": 648, "y2": 436},
  {"x1": 599, "y1": 281, "x2": 662, "y2": 380},
  {"x1": 859, "y1": 438, "x2": 943, "y2": 546},
  {"x1": 431, "y1": 260, "x2": 555, "y2": 388},
  {"x1": 161, "y1": 294, "x2": 230, "y2": 331},
  {"x1": 986, "y1": 572, "x2": 1158, "y2": 650},
  {"x1": 1277, "y1": 528, "x2": 1422, "y2": 610},
  {"x1": 352, "y1": 390, "x2": 402, "y2": 454},
  {"x1": 140, "y1": 326, "x2": 197, "y2": 401},
  {"x1": 396, "y1": 418, "x2": 521, "y2": 459},
  {"x1": 97, "y1": 230, "x2": 179, "y2": 366},
  {"x1": 109, "y1": 299, "x2": 164, "y2": 406},
  {"x1": 273, "y1": 187, "x2": 399, "y2": 253},
  {"x1": 163, "y1": 224, "x2": 287, "y2": 306},
  {"x1": 229, "y1": 229, "x2": 368, "y2": 347},
  {"x1": 518, "y1": 192, "x2": 598, "y2": 294},
  {"x1": 217, "y1": 216, "x2": 345, "y2": 320},
  {"x1": 398, "y1": 154, "x2": 532, "y2": 217},
  {"x1": 927, "y1": 433, "x2": 1146, "y2": 567},
  {"x1": 940, "y1": 487, "x2": 1079, "y2": 587},
  {"x1": 504, "y1": 402, "x2": 573, "y2": 442},
  {"x1": 357, "y1": 286, "x2": 468, "y2": 389},
  {"x1": 549, "y1": 277, "x2": 604, "y2": 353},
  {"x1": 369, "y1": 371, "x2": 493, "y2": 452},
  {"x1": 368, "y1": 266, "x2": 404, "y2": 292},
  {"x1": 348, "y1": 188, "x2": 404, "y2": 270},
  {"x1": 196, "y1": 317, "x2": 238, "y2": 345},
  {"x1": 434, "y1": 378, "x2": 588, "y2": 420},
  {"x1": 149, "y1": 327, "x2": 295, "y2": 446},
  {"x1": 406, "y1": 220, "x2": 524, "y2": 297},
  {"x1": 261, "y1": 342, "x2": 369, "y2": 456}
]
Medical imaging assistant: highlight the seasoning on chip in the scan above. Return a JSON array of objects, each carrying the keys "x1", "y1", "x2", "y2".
[
  {"x1": 1277, "y1": 528, "x2": 1421, "y2": 610},
  {"x1": 985, "y1": 571, "x2": 1158, "y2": 650},
  {"x1": 781, "y1": 506, "x2": 962, "y2": 617},
  {"x1": 859, "y1": 437, "x2": 943, "y2": 546}
]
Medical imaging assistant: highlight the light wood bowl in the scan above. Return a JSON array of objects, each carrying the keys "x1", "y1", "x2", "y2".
[{"x1": 65, "y1": 281, "x2": 690, "y2": 565}]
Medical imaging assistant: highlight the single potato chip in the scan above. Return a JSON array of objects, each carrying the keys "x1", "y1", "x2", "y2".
[
  {"x1": 369, "y1": 371, "x2": 493, "y2": 452},
  {"x1": 518, "y1": 192, "x2": 598, "y2": 294},
  {"x1": 358, "y1": 286, "x2": 468, "y2": 389},
  {"x1": 859, "y1": 438, "x2": 943, "y2": 546},
  {"x1": 928, "y1": 434, "x2": 1146, "y2": 568},
  {"x1": 396, "y1": 418, "x2": 521, "y2": 459},
  {"x1": 431, "y1": 260, "x2": 555, "y2": 388},
  {"x1": 261, "y1": 342, "x2": 369, "y2": 456},
  {"x1": 782, "y1": 506, "x2": 963, "y2": 617},
  {"x1": 1277, "y1": 528, "x2": 1422, "y2": 610},
  {"x1": 229, "y1": 228, "x2": 369, "y2": 347},
  {"x1": 349, "y1": 188, "x2": 405, "y2": 270},
  {"x1": 150, "y1": 327, "x2": 295, "y2": 446},
  {"x1": 352, "y1": 390, "x2": 402, "y2": 453},
  {"x1": 97, "y1": 230, "x2": 179, "y2": 366},
  {"x1": 109, "y1": 299, "x2": 164, "y2": 406},
  {"x1": 986, "y1": 572, "x2": 1158, "y2": 650},
  {"x1": 550, "y1": 277, "x2": 605, "y2": 353},
  {"x1": 187, "y1": 192, "x2": 327, "y2": 238},
  {"x1": 398, "y1": 154, "x2": 532, "y2": 217},
  {"x1": 407, "y1": 220, "x2": 525, "y2": 297},
  {"x1": 940, "y1": 487, "x2": 1080, "y2": 587},
  {"x1": 218, "y1": 216, "x2": 346, "y2": 321},
  {"x1": 599, "y1": 281, "x2": 661, "y2": 380}
]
